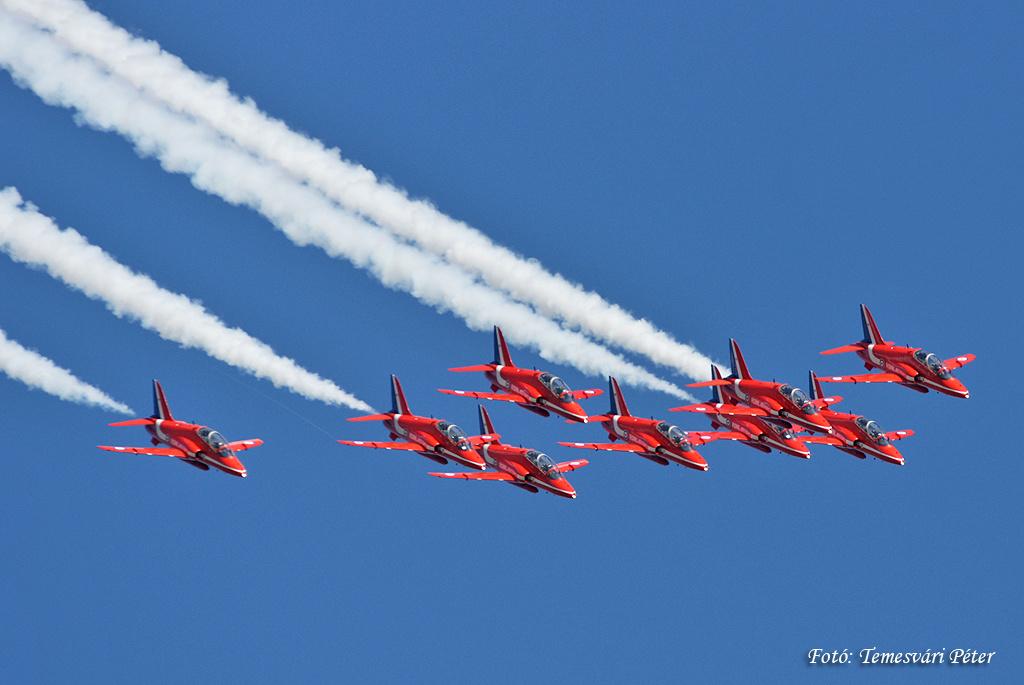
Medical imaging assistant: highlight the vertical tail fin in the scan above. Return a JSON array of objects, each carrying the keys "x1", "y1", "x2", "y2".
[
  {"x1": 478, "y1": 404, "x2": 497, "y2": 437},
  {"x1": 492, "y1": 326, "x2": 515, "y2": 367},
  {"x1": 608, "y1": 376, "x2": 631, "y2": 417},
  {"x1": 390, "y1": 374, "x2": 412, "y2": 415},
  {"x1": 808, "y1": 371, "x2": 825, "y2": 401},
  {"x1": 860, "y1": 304, "x2": 884, "y2": 345},
  {"x1": 710, "y1": 365, "x2": 726, "y2": 404},
  {"x1": 151, "y1": 379, "x2": 174, "y2": 421},
  {"x1": 729, "y1": 339, "x2": 752, "y2": 380}
]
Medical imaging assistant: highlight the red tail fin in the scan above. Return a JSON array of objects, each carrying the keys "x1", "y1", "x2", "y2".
[
  {"x1": 492, "y1": 326, "x2": 515, "y2": 367},
  {"x1": 607, "y1": 377, "x2": 631, "y2": 417},
  {"x1": 860, "y1": 304, "x2": 885, "y2": 345},
  {"x1": 151, "y1": 380, "x2": 174, "y2": 421},
  {"x1": 729, "y1": 339, "x2": 752, "y2": 380},
  {"x1": 390, "y1": 375, "x2": 412, "y2": 415}
]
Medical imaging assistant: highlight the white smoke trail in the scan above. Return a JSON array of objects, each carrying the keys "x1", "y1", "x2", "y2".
[
  {"x1": 0, "y1": 325, "x2": 132, "y2": 413},
  {"x1": 0, "y1": 187, "x2": 374, "y2": 411},
  {"x1": 1, "y1": 0, "x2": 717, "y2": 380},
  {"x1": 0, "y1": 17, "x2": 693, "y2": 400}
]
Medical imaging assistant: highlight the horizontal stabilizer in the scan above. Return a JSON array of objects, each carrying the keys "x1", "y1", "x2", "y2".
[
  {"x1": 108, "y1": 417, "x2": 156, "y2": 427},
  {"x1": 820, "y1": 344, "x2": 864, "y2": 355},
  {"x1": 687, "y1": 378, "x2": 732, "y2": 388}
]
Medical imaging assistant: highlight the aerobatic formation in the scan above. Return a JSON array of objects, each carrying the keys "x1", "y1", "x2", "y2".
[{"x1": 98, "y1": 312, "x2": 974, "y2": 498}]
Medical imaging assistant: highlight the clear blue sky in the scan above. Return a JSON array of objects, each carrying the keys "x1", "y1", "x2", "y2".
[{"x1": 0, "y1": 1, "x2": 1020, "y2": 682}]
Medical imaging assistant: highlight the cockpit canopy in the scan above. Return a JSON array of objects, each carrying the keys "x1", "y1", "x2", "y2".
[
  {"x1": 655, "y1": 421, "x2": 694, "y2": 451},
  {"x1": 197, "y1": 426, "x2": 234, "y2": 458},
  {"x1": 913, "y1": 350, "x2": 951, "y2": 379},
  {"x1": 854, "y1": 416, "x2": 890, "y2": 445},
  {"x1": 525, "y1": 449, "x2": 563, "y2": 479},
  {"x1": 436, "y1": 421, "x2": 471, "y2": 450},
  {"x1": 779, "y1": 384, "x2": 818, "y2": 414},
  {"x1": 537, "y1": 372, "x2": 573, "y2": 402},
  {"x1": 768, "y1": 423, "x2": 796, "y2": 441}
]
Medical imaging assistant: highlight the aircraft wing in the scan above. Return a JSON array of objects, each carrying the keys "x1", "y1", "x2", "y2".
[
  {"x1": 468, "y1": 433, "x2": 501, "y2": 447},
  {"x1": 798, "y1": 435, "x2": 842, "y2": 446},
  {"x1": 886, "y1": 430, "x2": 914, "y2": 441},
  {"x1": 570, "y1": 389, "x2": 604, "y2": 400},
  {"x1": 438, "y1": 389, "x2": 528, "y2": 403},
  {"x1": 556, "y1": 459, "x2": 588, "y2": 472},
  {"x1": 429, "y1": 471, "x2": 515, "y2": 481},
  {"x1": 688, "y1": 431, "x2": 747, "y2": 444},
  {"x1": 98, "y1": 445, "x2": 187, "y2": 458},
  {"x1": 945, "y1": 354, "x2": 975, "y2": 370},
  {"x1": 228, "y1": 439, "x2": 263, "y2": 452},
  {"x1": 810, "y1": 396, "x2": 842, "y2": 409},
  {"x1": 337, "y1": 440, "x2": 424, "y2": 451},
  {"x1": 670, "y1": 403, "x2": 767, "y2": 417},
  {"x1": 687, "y1": 378, "x2": 733, "y2": 388},
  {"x1": 819, "y1": 372, "x2": 905, "y2": 384},
  {"x1": 557, "y1": 441, "x2": 646, "y2": 453}
]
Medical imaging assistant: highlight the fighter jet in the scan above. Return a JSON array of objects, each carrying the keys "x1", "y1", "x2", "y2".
[
  {"x1": 686, "y1": 339, "x2": 834, "y2": 435},
  {"x1": 430, "y1": 405, "x2": 587, "y2": 498},
  {"x1": 798, "y1": 372, "x2": 914, "y2": 465},
  {"x1": 819, "y1": 304, "x2": 974, "y2": 398},
  {"x1": 439, "y1": 325, "x2": 602, "y2": 422},
  {"x1": 672, "y1": 365, "x2": 813, "y2": 458},
  {"x1": 559, "y1": 376, "x2": 709, "y2": 471},
  {"x1": 98, "y1": 380, "x2": 262, "y2": 477},
  {"x1": 340, "y1": 375, "x2": 489, "y2": 470}
]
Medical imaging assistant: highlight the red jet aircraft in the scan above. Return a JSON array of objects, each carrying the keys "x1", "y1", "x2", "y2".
[
  {"x1": 819, "y1": 304, "x2": 975, "y2": 398},
  {"x1": 340, "y1": 375, "x2": 490, "y2": 470},
  {"x1": 798, "y1": 372, "x2": 914, "y2": 465},
  {"x1": 686, "y1": 339, "x2": 834, "y2": 435},
  {"x1": 559, "y1": 376, "x2": 709, "y2": 471},
  {"x1": 439, "y1": 326, "x2": 602, "y2": 422},
  {"x1": 98, "y1": 380, "x2": 262, "y2": 477},
  {"x1": 672, "y1": 365, "x2": 813, "y2": 458},
  {"x1": 430, "y1": 405, "x2": 588, "y2": 498}
]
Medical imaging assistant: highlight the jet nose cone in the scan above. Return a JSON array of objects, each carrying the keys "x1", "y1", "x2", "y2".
[
  {"x1": 682, "y1": 452, "x2": 709, "y2": 471},
  {"x1": 946, "y1": 379, "x2": 970, "y2": 398}
]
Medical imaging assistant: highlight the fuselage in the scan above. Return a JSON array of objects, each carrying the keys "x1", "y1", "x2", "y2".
[
  {"x1": 819, "y1": 410, "x2": 906, "y2": 465},
  {"x1": 486, "y1": 365, "x2": 588, "y2": 422},
  {"x1": 856, "y1": 344, "x2": 969, "y2": 398},
  {"x1": 479, "y1": 442, "x2": 577, "y2": 498},
  {"x1": 707, "y1": 409, "x2": 811, "y2": 458},
  {"x1": 721, "y1": 378, "x2": 833, "y2": 435},
  {"x1": 386, "y1": 413, "x2": 486, "y2": 469},
  {"x1": 599, "y1": 415, "x2": 708, "y2": 471},
  {"x1": 146, "y1": 419, "x2": 247, "y2": 477}
]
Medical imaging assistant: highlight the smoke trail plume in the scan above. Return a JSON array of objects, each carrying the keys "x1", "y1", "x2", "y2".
[
  {"x1": 0, "y1": 187, "x2": 374, "y2": 411},
  {"x1": 0, "y1": 325, "x2": 132, "y2": 413},
  {"x1": 1, "y1": 0, "x2": 717, "y2": 380},
  {"x1": 0, "y1": 11, "x2": 694, "y2": 400}
]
